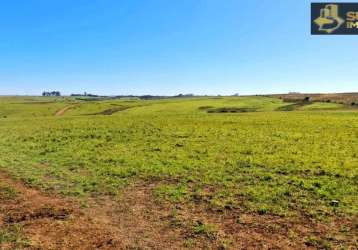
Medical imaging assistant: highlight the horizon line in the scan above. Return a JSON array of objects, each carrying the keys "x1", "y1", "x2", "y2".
[{"x1": 1, "y1": 91, "x2": 358, "y2": 97}]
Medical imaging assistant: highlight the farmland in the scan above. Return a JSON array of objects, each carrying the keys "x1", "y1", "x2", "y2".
[{"x1": 0, "y1": 96, "x2": 357, "y2": 249}]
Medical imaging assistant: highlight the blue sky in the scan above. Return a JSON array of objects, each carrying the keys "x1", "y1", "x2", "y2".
[{"x1": 0, "y1": 0, "x2": 357, "y2": 95}]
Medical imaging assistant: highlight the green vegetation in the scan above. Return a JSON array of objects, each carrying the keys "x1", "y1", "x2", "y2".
[
  {"x1": 0, "y1": 224, "x2": 31, "y2": 248},
  {"x1": 192, "y1": 221, "x2": 217, "y2": 239},
  {"x1": 0, "y1": 96, "x2": 357, "y2": 220},
  {"x1": 0, "y1": 184, "x2": 17, "y2": 200},
  {"x1": 299, "y1": 102, "x2": 345, "y2": 111}
]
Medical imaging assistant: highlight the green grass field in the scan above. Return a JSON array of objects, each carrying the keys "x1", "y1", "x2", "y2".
[{"x1": 0, "y1": 96, "x2": 357, "y2": 248}]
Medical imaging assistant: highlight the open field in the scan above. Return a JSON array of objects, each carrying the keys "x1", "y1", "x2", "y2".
[{"x1": 0, "y1": 96, "x2": 357, "y2": 249}]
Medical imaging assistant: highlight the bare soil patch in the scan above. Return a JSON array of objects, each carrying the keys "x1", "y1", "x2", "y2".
[
  {"x1": 170, "y1": 201, "x2": 358, "y2": 249},
  {"x1": 0, "y1": 173, "x2": 357, "y2": 249},
  {"x1": 15, "y1": 101, "x2": 57, "y2": 105},
  {"x1": 0, "y1": 173, "x2": 186, "y2": 249},
  {"x1": 89, "y1": 106, "x2": 131, "y2": 115},
  {"x1": 275, "y1": 101, "x2": 312, "y2": 111},
  {"x1": 0, "y1": 172, "x2": 120, "y2": 249},
  {"x1": 54, "y1": 105, "x2": 78, "y2": 116},
  {"x1": 204, "y1": 107, "x2": 257, "y2": 113}
]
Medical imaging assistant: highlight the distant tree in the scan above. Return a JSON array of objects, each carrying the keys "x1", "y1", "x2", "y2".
[{"x1": 42, "y1": 91, "x2": 61, "y2": 97}]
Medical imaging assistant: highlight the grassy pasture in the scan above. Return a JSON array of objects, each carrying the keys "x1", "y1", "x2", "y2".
[{"x1": 0, "y1": 96, "x2": 357, "y2": 222}]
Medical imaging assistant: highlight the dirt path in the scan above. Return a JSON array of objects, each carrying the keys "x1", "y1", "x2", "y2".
[
  {"x1": 0, "y1": 172, "x2": 120, "y2": 249},
  {"x1": 0, "y1": 173, "x2": 186, "y2": 249},
  {"x1": 0, "y1": 172, "x2": 357, "y2": 249},
  {"x1": 54, "y1": 105, "x2": 77, "y2": 116}
]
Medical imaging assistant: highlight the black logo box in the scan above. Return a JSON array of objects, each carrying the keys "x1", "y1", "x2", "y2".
[{"x1": 311, "y1": 2, "x2": 358, "y2": 35}]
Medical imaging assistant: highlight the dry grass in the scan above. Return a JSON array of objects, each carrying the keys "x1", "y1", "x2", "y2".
[{"x1": 271, "y1": 92, "x2": 358, "y2": 106}]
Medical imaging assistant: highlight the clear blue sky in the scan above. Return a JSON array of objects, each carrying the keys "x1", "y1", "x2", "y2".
[{"x1": 0, "y1": 0, "x2": 357, "y2": 96}]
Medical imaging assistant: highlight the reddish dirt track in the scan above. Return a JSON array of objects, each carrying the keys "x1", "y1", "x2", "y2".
[{"x1": 0, "y1": 173, "x2": 357, "y2": 249}]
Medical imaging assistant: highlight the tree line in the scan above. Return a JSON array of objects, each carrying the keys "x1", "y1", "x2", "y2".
[{"x1": 42, "y1": 91, "x2": 61, "y2": 96}]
